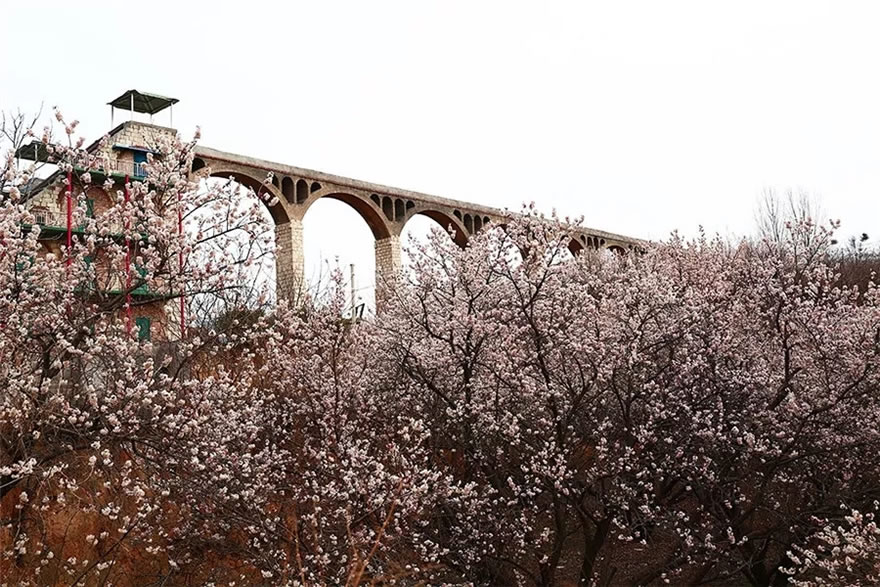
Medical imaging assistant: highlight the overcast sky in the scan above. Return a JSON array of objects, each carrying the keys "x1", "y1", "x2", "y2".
[{"x1": 4, "y1": 1, "x2": 879, "y2": 302}]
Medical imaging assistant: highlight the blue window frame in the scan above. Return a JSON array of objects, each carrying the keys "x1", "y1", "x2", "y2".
[
  {"x1": 133, "y1": 152, "x2": 148, "y2": 177},
  {"x1": 135, "y1": 316, "x2": 151, "y2": 341},
  {"x1": 133, "y1": 264, "x2": 149, "y2": 294}
]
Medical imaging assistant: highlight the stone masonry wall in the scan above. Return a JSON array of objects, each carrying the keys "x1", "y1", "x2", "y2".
[
  {"x1": 104, "y1": 121, "x2": 176, "y2": 154},
  {"x1": 27, "y1": 121, "x2": 176, "y2": 220},
  {"x1": 24, "y1": 120, "x2": 181, "y2": 339},
  {"x1": 274, "y1": 219, "x2": 305, "y2": 300},
  {"x1": 374, "y1": 235, "x2": 402, "y2": 300}
]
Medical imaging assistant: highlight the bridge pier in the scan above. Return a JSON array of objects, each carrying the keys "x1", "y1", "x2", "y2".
[
  {"x1": 374, "y1": 235, "x2": 402, "y2": 301},
  {"x1": 275, "y1": 219, "x2": 305, "y2": 301}
]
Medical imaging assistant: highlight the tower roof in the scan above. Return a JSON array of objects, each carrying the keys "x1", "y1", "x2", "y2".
[{"x1": 107, "y1": 90, "x2": 179, "y2": 115}]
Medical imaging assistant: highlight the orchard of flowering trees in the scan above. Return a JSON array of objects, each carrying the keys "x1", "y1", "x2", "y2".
[{"x1": 2, "y1": 112, "x2": 880, "y2": 586}]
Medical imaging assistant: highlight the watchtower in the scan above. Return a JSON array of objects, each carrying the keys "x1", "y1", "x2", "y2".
[
  {"x1": 104, "y1": 90, "x2": 179, "y2": 179},
  {"x1": 17, "y1": 90, "x2": 184, "y2": 342}
]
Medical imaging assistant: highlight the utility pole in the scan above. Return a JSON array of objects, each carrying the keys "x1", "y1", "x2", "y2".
[{"x1": 350, "y1": 263, "x2": 357, "y2": 319}]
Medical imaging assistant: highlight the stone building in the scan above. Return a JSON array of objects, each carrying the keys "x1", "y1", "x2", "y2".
[{"x1": 19, "y1": 90, "x2": 182, "y2": 341}]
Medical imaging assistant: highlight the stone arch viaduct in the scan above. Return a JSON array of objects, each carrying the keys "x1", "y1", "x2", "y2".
[{"x1": 191, "y1": 145, "x2": 639, "y2": 298}]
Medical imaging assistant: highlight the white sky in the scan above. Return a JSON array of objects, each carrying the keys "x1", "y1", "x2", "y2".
[{"x1": 3, "y1": 1, "x2": 879, "y2": 303}]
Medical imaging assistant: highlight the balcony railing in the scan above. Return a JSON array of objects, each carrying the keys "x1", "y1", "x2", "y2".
[
  {"x1": 26, "y1": 210, "x2": 148, "y2": 242},
  {"x1": 29, "y1": 210, "x2": 105, "y2": 230},
  {"x1": 88, "y1": 159, "x2": 147, "y2": 178},
  {"x1": 16, "y1": 142, "x2": 149, "y2": 179},
  {"x1": 29, "y1": 209, "x2": 79, "y2": 229}
]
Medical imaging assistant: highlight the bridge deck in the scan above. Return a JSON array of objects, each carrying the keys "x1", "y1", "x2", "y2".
[{"x1": 194, "y1": 145, "x2": 639, "y2": 245}]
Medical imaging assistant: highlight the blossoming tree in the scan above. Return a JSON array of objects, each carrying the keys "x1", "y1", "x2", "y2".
[
  {"x1": 2, "y1": 109, "x2": 880, "y2": 585},
  {"x1": 0, "y1": 109, "x2": 280, "y2": 583}
]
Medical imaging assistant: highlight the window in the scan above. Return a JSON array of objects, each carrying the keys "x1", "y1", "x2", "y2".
[
  {"x1": 81, "y1": 255, "x2": 96, "y2": 292},
  {"x1": 134, "y1": 264, "x2": 149, "y2": 294},
  {"x1": 133, "y1": 151, "x2": 148, "y2": 177},
  {"x1": 135, "y1": 316, "x2": 151, "y2": 341},
  {"x1": 83, "y1": 188, "x2": 107, "y2": 225},
  {"x1": 15, "y1": 254, "x2": 34, "y2": 273},
  {"x1": 83, "y1": 255, "x2": 95, "y2": 276},
  {"x1": 32, "y1": 207, "x2": 48, "y2": 225}
]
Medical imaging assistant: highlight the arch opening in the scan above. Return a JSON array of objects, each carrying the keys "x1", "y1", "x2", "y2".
[
  {"x1": 296, "y1": 179, "x2": 309, "y2": 204},
  {"x1": 282, "y1": 177, "x2": 294, "y2": 204},
  {"x1": 302, "y1": 196, "x2": 379, "y2": 315},
  {"x1": 404, "y1": 209, "x2": 469, "y2": 249},
  {"x1": 548, "y1": 238, "x2": 575, "y2": 265},
  {"x1": 463, "y1": 213, "x2": 473, "y2": 234},
  {"x1": 313, "y1": 192, "x2": 392, "y2": 240},
  {"x1": 205, "y1": 170, "x2": 288, "y2": 224},
  {"x1": 197, "y1": 175, "x2": 278, "y2": 307}
]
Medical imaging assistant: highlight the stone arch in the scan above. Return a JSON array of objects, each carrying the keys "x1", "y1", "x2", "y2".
[
  {"x1": 203, "y1": 169, "x2": 289, "y2": 224},
  {"x1": 568, "y1": 237, "x2": 584, "y2": 256},
  {"x1": 302, "y1": 191, "x2": 392, "y2": 240},
  {"x1": 403, "y1": 209, "x2": 469, "y2": 248},
  {"x1": 607, "y1": 244, "x2": 626, "y2": 255}
]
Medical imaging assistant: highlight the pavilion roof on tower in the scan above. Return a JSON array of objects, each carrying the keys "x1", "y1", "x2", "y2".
[{"x1": 107, "y1": 90, "x2": 179, "y2": 115}]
